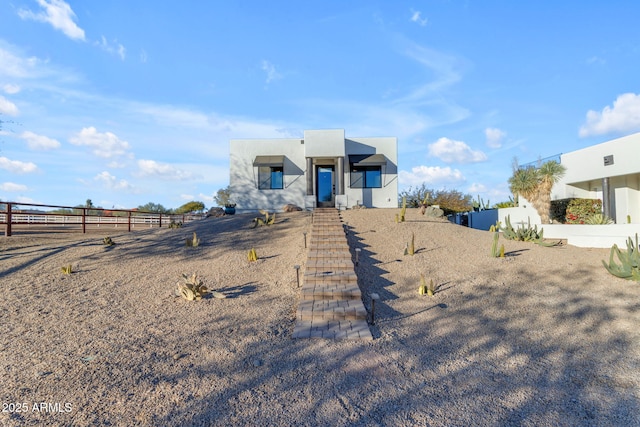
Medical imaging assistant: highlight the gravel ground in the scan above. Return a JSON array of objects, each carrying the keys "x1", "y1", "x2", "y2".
[{"x1": 1, "y1": 208, "x2": 639, "y2": 426}]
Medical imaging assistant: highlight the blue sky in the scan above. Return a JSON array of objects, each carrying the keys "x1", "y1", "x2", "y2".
[{"x1": 1, "y1": 1, "x2": 640, "y2": 210}]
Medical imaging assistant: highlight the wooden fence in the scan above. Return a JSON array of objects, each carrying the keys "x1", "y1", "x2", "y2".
[{"x1": 0, "y1": 202, "x2": 205, "y2": 237}]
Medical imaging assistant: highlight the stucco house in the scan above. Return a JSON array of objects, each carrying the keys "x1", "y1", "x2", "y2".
[
  {"x1": 551, "y1": 131, "x2": 640, "y2": 224},
  {"x1": 229, "y1": 129, "x2": 398, "y2": 211}
]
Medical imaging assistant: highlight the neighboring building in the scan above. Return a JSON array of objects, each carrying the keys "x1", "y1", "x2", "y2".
[
  {"x1": 229, "y1": 129, "x2": 398, "y2": 211},
  {"x1": 551, "y1": 132, "x2": 640, "y2": 224}
]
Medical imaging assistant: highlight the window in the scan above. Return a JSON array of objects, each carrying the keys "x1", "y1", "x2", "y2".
[
  {"x1": 258, "y1": 166, "x2": 284, "y2": 189},
  {"x1": 350, "y1": 166, "x2": 381, "y2": 188}
]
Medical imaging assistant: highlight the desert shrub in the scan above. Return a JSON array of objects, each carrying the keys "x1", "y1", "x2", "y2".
[
  {"x1": 399, "y1": 184, "x2": 432, "y2": 208},
  {"x1": 565, "y1": 199, "x2": 602, "y2": 224},
  {"x1": 432, "y1": 189, "x2": 473, "y2": 215},
  {"x1": 399, "y1": 186, "x2": 472, "y2": 215}
]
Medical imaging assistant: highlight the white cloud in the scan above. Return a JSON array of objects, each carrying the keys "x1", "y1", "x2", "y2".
[
  {"x1": 428, "y1": 137, "x2": 487, "y2": 163},
  {"x1": 94, "y1": 171, "x2": 133, "y2": 190},
  {"x1": 19, "y1": 131, "x2": 61, "y2": 150},
  {"x1": 579, "y1": 93, "x2": 640, "y2": 137},
  {"x1": 0, "y1": 156, "x2": 38, "y2": 174},
  {"x1": 467, "y1": 183, "x2": 487, "y2": 193},
  {"x1": 0, "y1": 95, "x2": 19, "y2": 116},
  {"x1": 96, "y1": 36, "x2": 126, "y2": 60},
  {"x1": 2, "y1": 84, "x2": 20, "y2": 94},
  {"x1": 136, "y1": 159, "x2": 194, "y2": 180},
  {"x1": 69, "y1": 127, "x2": 131, "y2": 158},
  {"x1": 410, "y1": 10, "x2": 428, "y2": 26},
  {"x1": 399, "y1": 165, "x2": 465, "y2": 187},
  {"x1": 0, "y1": 182, "x2": 28, "y2": 192},
  {"x1": 18, "y1": 0, "x2": 85, "y2": 41},
  {"x1": 261, "y1": 60, "x2": 282, "y2": 84},
  {"x1": 485, "y1": 127, "x2": 506, "y2": 148}
]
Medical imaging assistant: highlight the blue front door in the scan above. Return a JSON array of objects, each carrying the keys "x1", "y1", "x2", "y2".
[{"x1": 317, "y1": 166, "x2": 334, "y2": 207}]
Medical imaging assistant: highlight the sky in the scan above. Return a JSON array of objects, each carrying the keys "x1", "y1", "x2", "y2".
[{"x1": 1, "y1": 1, "x2": 640, "y2": 210}]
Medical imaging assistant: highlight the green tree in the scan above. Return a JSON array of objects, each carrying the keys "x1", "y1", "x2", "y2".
[
  {"x1": 137, "y1": 202, "x2": 171, "y2": 214},
  {"x1": 175, "y1": 201, "x2": 205, "y2": 214}
]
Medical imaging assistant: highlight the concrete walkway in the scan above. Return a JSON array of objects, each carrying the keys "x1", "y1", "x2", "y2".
[{"x1": 292, "y1": 208, "x2": 373, "y2": 340}]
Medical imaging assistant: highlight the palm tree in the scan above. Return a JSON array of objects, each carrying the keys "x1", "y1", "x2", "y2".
[
  {"x1": 508, "y1": 165, "x2": 539, "y2": 207},
  {"x1": 536, "y1": 160, "x2": 566, "y2": 224}
]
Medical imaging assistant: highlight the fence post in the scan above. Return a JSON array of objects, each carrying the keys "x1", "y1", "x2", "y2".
[
  {"x1": 159, "y1": 213, "x2": 162, "y2": 228},
  {"x1": 5, "y1": 203, "x2": 12, "y2": 237},
  {"x1": 82, "y1": 208, "x2": 86, "y2": 233},
  {"x1": 128, "y1": 211, "x2": 132, "y2": 232}
]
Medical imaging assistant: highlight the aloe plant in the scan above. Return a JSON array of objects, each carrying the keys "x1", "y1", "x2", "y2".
[
  {"x1": 602, "y1": 234, "x2": 640, "y2": 281},
  {"x1": 103, "y1": 236, "x2": 115, "y2": 246},
  {"x1": 247, "y1": 248, "x2": 258, "y2": 262},
  {"x1": 61, "y1": 264, "x2": 73, "y2": 275}
]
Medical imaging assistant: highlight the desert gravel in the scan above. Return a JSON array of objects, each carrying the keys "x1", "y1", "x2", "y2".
[{"x1": 1, "y1": 209, "x2": 639, "y2": 426}]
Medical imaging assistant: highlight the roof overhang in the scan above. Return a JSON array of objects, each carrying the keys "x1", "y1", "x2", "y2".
[
  {"x1": 253, "y1": 155, "x2": 285, "y2": 167},
  {"x1": 349, "y1": 154, "x2": 387, "y2": 166}
]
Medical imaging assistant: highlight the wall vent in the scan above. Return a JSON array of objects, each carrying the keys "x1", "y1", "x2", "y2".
[{"x1": 604, "y1": 155, "x2": 614, "y2": 166}]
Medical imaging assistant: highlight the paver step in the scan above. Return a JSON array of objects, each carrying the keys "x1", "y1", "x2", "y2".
[
  {"x1": 305, "y1": 259, "x2": 353, "y2": 272},
  {"x1": 300, "y1": 283, "x2": 361, "y2": 300},
  {"x1": 296, "y1": 299, "x2": 368, "y2": 321},
  {"x1": 304, "y1": 270, "x2": 358, "y2": 285},
  {"x1": 307, "y1": 248, "x2": 351, "y2": 261},
  {"x1": 292, "y1": 319, "x2": 372, "y2": 340}
]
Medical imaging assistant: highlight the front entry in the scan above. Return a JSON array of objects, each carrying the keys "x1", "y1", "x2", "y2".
[{"x1": 316, "y1": 166, "x2": 335, "y2": 208}]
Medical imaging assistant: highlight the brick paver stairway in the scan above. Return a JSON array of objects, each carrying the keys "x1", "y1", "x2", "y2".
[{"x1": 292, "y1": 208, "x2": 373, "y2": 340}]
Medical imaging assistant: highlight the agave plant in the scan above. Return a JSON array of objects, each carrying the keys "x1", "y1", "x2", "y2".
[
  {"x1": 176, "y1": 273, "x2": 209, "y2": 301},
  {"x1": 253, "y1": 210, "x2": 276, "y2": 227},
  {"x1": 584, "y1": 213, "x2": 614, "y2": 225},
  {"x1": 602, "y1": 234, "x2": 640, "y2": 281}
]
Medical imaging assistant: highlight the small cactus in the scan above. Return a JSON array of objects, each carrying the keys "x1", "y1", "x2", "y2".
[
  {"x1": 103, "y1": 236, "x2": 115, "y2": 246},
  {"x1": 418, "y1": 274, "x2": 427, "y2": 295},
  {"x1": 418, "y1": 274, "x2": 437, "y2": 296},
  {"x1": 185, "y1": 232, "x2": 200, "y2": 247},
  {"x1": 248, "y1": 248, "x2": 258, "y2": 262},
  {"x1": 400, "y1": 196, "x2": 407, "y2": 222},
  {"x1": 61, "y1": 264, "x2": 73, "y2": 275},
  {"x1": 407, "y1": 233, "x2": 416, "y2": 256}
]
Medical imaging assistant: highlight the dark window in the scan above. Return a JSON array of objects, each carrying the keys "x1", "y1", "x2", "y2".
[
  {"x1": 350, "y1": 166, "x2": 381, "y2": 188},
  {"x1": 258, "y1": 166, "x2": 284, "y2": 189}
]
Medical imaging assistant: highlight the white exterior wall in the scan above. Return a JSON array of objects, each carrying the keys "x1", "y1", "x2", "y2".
[
  {"x1": 229, "y1": 138, "x2": 307, "y2": 211},
  {"x1": 552, "y1": 132, "x2": 640, "y2": 223},
  {"x1": 342, "y1": 137, "x2": 398, "y2": 209},
  {"x1": 229, "y1": 130, "x2": 398, "y2": 211}
]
